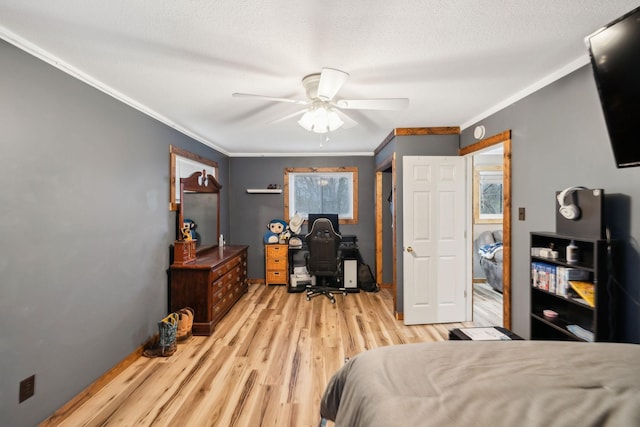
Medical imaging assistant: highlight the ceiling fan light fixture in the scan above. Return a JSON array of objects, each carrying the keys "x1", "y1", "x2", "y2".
[
  {"x1": 235, "y1": 67, "x2": 409, "y2": 133},
  {"x1": 297, "y1": 105, "x2": 343, "y2": 134}
]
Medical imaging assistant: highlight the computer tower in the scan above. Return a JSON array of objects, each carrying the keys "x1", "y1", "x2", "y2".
[{"x1": 343, "y1": 259, "x2": 358, "y2": 291}]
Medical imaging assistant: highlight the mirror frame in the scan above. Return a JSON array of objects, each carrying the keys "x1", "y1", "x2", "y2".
[
  {"x1": 170, "y1": 145, "x2": 218, "y2": 211},
  {"x1": 179, "y1": 170, "x2": 222, "y2": 253}
]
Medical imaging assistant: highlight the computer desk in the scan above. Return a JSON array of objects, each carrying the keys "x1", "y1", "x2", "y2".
[{"x1": 287, "y1": 235, "x2": 360, "y2": 293}]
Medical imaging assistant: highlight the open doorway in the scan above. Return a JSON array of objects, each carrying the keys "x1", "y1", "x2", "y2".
[
  {"x1": 375, "y1": 155, "x2": 396, "y2": 309},
  {"x1": 460, "y1": 130, "x2": 512, "y2": 329},
  {"x1": 471, "y1": 146, "x2": 504, "y2": 326}
]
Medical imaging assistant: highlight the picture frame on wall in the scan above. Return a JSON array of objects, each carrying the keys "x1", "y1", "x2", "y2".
[{"x1": 473, "y1": 166, "x2": 503, "y2": 224}]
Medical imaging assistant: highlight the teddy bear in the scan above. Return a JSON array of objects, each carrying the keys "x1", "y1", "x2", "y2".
[{"x1": 264, "y1": 219, "x2": 288, "y2": 244}]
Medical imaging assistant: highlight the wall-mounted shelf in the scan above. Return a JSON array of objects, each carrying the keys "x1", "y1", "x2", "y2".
[{"x1": 246, "y1": 189, "x2": 282, "y2": 194}]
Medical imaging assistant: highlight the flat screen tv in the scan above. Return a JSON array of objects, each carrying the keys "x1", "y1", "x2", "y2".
[{"x1": 586, "y1": 6, "x2": 640, "y2": 168}]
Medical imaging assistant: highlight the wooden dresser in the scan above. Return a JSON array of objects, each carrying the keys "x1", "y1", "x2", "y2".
[
  {"x1": 265, "y1": 244, "x2": 288, "y2": 286},
  {"x1": 169, "y1": 245, "x2": 248, "y2": 336}
]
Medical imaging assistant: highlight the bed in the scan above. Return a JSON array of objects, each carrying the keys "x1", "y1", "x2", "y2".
[{"x1": 320, "y1": 340, "x2": 640, "y2": 426}]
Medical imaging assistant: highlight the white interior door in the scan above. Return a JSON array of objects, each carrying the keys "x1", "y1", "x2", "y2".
[{"x1": 403, "y1": 156, "x2": 467, "y2": 325}]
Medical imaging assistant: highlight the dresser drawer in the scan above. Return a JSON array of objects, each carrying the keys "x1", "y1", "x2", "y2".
[
  {"x1": 211, "y1": 283, "x2": 225, "y2": 305},
  {"x1": 210, "y1": 294, "x2": 230, "y2": 323},
  {"x1": 266, "y1": 244, "x2": 287, "y2": 258},
  {"x1": 210, "y1": 257, "x2": 242, "y2": 282},
  {"x1": 211, "y1": 271, "x2": 241, "y2": 293},
  {"x1": 266, "y1": 270, "x2": 287, "y2": 284},
  {"x1": 266, "y1": 257, "x2": 287, "y2": 270}
]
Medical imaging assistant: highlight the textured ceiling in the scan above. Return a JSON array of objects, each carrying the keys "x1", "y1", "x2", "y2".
[{"x1": 1, "y1": 1, "x2": 637, "y2": 156}]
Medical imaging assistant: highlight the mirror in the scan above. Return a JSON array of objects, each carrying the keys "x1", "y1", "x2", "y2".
[
  {"x1": 169, "y1": 145, "x2": 218, "y2": 211},
  {"x1": 178, "y1": 170, "x2": 222, "y2": 253}
]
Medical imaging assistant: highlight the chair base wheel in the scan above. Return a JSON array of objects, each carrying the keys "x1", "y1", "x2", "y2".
[{"x1": 305, "y1": 289, "x2": 338, "y2": 303}]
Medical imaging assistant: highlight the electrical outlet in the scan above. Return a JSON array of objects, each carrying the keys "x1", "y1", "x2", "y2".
[
  {"x1": 518, "y1": 207, "x2": 526, "y2": 221},
  {"x1": 19, "y1": 375, "x2": 35, "y2": 403}
]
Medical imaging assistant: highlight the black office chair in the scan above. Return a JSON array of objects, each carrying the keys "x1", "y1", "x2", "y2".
[{"x1": 304, "y1": 218, "x2": 343, "y2": 303}]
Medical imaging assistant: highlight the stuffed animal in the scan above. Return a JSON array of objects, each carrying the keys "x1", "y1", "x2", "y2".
[
  {"x1": 182, "y1": 218, "x2": 198, "y2": 241},
  {"x1": 279, "y1": 228, "x2": 291, "y2": 243},
  {"x1": 181, "y1": 223, "x2": 193, "y2": 240},
  {"x1": 264, "y1": 219, "x2": 288, "y2": 244}
]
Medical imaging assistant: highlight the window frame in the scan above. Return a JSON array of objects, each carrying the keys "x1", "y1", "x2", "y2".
[{"x1": 283, "y1": 167, "x2": 358, "y2": 225}]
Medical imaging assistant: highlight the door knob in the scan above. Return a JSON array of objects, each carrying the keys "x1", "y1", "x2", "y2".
[{"x1": 406, "y1": 246, "x2": 413, "y2": 253}]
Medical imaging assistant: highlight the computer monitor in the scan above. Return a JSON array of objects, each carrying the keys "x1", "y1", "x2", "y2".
[{"x1": 307, "y1": 213, "x2": 340, "y2": 234}]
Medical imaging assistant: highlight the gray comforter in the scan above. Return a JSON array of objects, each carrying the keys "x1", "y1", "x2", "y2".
[{"x1": 320, "y1": 340, "x2": 640, "y2": 426}]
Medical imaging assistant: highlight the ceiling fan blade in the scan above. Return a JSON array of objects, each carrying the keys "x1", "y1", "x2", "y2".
[
  {"x1": 270, "y1": 108, "x2": 308, "y2": 124},
  {"x1": 232, "y1": 93, "x2": 308, "y2": 105},
  {"x1": 335, "y1": 98, "x2": 409, "y2": 110},
  {"x1": 317, "y1": 68, "x2": 350, "y2": 101},
  {"x1": 334, "y1": 109, "x2": 358, "y2": 129}
]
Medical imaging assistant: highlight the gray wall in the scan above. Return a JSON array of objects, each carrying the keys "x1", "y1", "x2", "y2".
[
  {"x1": 461, "y1": 65, "x2": 640, "y2": 343},
  {"x1": 0, "y1": 40, "x2": 229, "y2": 426},
  {"x1": 229, "y1": 156, "x2": 376, "y2": 280}
]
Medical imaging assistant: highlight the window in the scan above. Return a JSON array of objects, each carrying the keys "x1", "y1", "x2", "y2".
[
  {"x1": 473, "y1": 166, "x2": 503, "y2": 224},
  {"x1": 284, "y1": 167, "x2": 358, "y2": 224}
]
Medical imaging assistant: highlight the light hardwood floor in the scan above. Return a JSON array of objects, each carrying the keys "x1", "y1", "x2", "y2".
[
  {"x1": 42, "y1": 284, "x2": 474, "y2": 427},
  {"x1": 472, "y1": 281, "x2": 503, "y2": 327}
]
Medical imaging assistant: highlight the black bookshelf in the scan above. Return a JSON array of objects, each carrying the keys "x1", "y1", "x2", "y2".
[{"x1": 529, "y1": 232, "x2": 613, "y2": 342}]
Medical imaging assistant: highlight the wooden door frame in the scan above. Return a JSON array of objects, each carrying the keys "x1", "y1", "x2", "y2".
[{"x1": 460, "y1": 130, "x2": 512, "y2": 329}]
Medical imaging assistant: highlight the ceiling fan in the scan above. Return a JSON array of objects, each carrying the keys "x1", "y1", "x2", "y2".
[{"x1": 232, "y1": 67, "x2": 409, "y2": 134}]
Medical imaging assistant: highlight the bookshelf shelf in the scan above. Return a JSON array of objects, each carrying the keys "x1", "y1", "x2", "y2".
[{"x1": 529, "y1": 232, "x2": 613, "y2": 342}]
